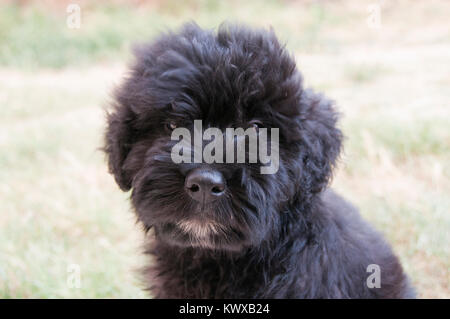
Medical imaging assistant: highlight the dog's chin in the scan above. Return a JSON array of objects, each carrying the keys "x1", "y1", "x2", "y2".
[{"x1": 154, "y1": 219, "x2": 248, "y2": 252}]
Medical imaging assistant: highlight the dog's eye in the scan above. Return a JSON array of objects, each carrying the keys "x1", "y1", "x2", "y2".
[
  {"x1": 166, "y1": 122, "x2": 177, "y2": 131},
  {"x1": 248, "y1": 120, "x2": 263, "y2": 131}
]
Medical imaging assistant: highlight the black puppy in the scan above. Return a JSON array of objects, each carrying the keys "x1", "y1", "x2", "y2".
[{"x1": 104, "y1": 23, "x2": 414, "y2": 298}]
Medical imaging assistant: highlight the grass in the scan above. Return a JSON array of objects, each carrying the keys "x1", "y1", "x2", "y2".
[{"x1": 0, "y1": 0, "x2": 449, "y2": 298}]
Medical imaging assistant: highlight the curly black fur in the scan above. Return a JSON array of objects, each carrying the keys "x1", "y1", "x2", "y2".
[{"x1": 104, "y1": 23, "x2": 415, "y2": 298}]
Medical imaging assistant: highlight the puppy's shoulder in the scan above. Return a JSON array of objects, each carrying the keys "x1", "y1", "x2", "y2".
[{"x1": 317, "y1": 189, "x2": 385, "y2": 247}]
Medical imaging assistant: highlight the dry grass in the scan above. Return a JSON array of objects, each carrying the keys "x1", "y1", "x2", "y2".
[{"x1": 0, "y1": 0, "x2": 449, "y2": 298}]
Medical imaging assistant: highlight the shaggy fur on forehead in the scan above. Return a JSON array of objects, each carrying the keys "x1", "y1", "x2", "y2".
[
  {"x1": 104, "y1": 22, "x2": 415, "y2": 298},
  {"x1": 129, "y1": 23, "x2": 302, "y2": 117}
]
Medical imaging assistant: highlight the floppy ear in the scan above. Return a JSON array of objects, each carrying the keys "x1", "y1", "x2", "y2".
[
  {"x1": 104, "y1": 104, "x2": 136, "y2": 191},
  {"x1": 297, "y1": 88, "x2": 343, "y2": 194}
]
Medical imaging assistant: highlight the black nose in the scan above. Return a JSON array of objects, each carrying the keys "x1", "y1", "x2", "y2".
[{"x1": 185, "y1": 168, "x2": 226, "y2": 203}]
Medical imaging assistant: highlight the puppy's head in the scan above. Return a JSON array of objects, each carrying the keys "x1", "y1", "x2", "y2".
[{"x1": 104, "y1": 23, "x2": 342, "y2": 251}]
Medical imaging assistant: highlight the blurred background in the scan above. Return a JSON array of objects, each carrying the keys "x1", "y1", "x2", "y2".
[{"x1": 0, "y1": 0, "x2": 449, "y2": 298}]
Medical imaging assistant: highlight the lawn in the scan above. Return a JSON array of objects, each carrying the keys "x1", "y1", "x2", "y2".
[{"x1": 0, "y1": 0, "x2": 449, "y2": 298}]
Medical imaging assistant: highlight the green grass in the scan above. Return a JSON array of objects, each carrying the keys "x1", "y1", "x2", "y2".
[
  {"x1": 0, "y1": 68, "x2": 146, "y2": 297},
  {"x1": 0, "y1": 3, "x2": 160, "y2": 68},
  {"x1": 0, "y1": 0, "x2": 449, "y2": 298},
  {"x1": 0, "y1": 0, "x2": 372, "y2": 69}
]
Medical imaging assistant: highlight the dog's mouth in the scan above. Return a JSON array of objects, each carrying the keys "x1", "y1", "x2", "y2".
[
  {"x1": 176, "y1": 219, "x2": 226, "y2": 238},
  {"x1": 157, "y1": 219, "x2": 225, "y2": 248},
  {"x1": 155, "y1": 218, "x2": 247, "y2": 251}
]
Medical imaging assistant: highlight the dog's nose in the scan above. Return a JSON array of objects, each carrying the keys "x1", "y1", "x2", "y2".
[{"x1": 185, "y1": 168, "x2": 226, "y2": 203}]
